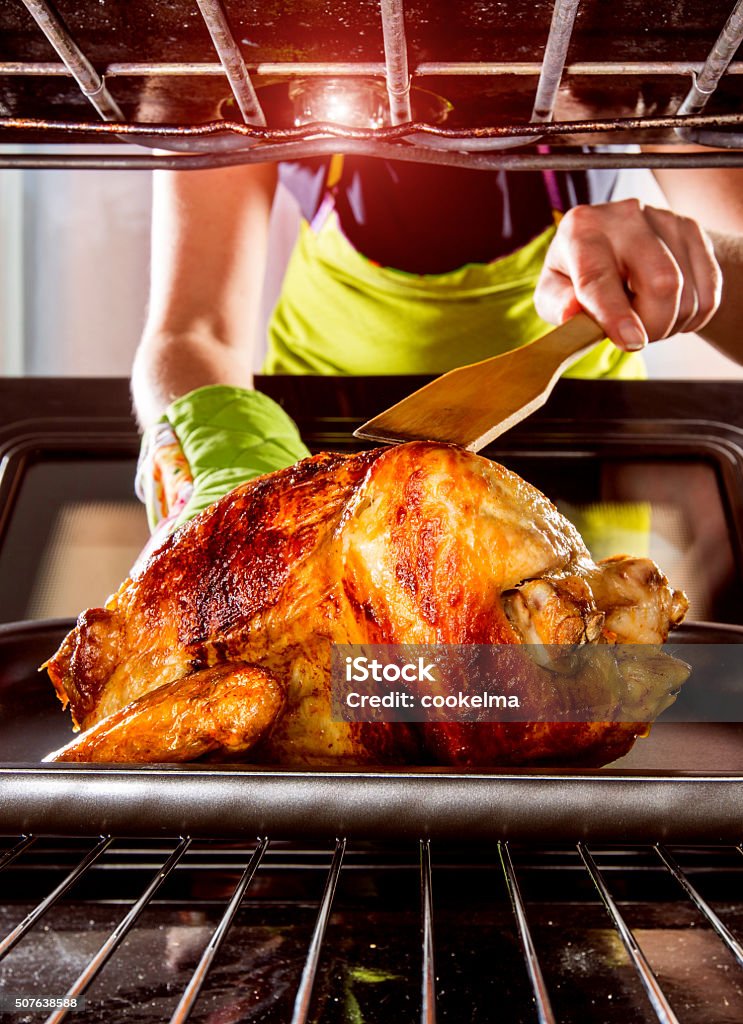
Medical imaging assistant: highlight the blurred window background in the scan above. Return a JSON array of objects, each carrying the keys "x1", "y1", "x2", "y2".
[{"x1": 1, "y1": 154, "x2": 743, "y2": 380}]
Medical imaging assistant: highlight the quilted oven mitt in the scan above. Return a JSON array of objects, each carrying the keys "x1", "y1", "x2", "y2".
[{"x1": 136, "y1": 385, "x2": 310, "y2": 550}]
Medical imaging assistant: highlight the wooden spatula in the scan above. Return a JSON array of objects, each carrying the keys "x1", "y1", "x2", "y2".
[{"x1": 354, "y1": 313, "x2": 606, "y2": 451}]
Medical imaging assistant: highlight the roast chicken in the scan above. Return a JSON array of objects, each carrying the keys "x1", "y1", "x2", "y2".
[{"x1": 44, "y1": 441, "x2": 689, "y2": 767}]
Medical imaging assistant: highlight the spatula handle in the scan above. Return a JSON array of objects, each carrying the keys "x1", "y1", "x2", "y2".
[
  {"x1": 530, "y1": 312, "x2": 607, "y2": 364},
  {"x1": 455, "y1": 313, "x2": 606, "y2": 449}
]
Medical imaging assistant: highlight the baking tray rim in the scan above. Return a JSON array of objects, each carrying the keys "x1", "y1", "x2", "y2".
[
  {"x1": 3, "y1": 764, "x2": 743, "y2": 843},
  {"x1": 4, "y1": 621, "x2": 743, "y2": 842}
]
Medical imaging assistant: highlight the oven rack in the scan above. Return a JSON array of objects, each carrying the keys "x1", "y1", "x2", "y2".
[
  {"x1": 2, "y1": 0, "x2": 743, "y2": 169},
  {"x1": 2, "y1": 836, "x2": 743, "y2": 1024}
]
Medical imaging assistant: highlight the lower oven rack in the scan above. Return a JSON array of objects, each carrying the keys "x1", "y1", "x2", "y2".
[{"x1": 1, "y1": 835, "x2": 743, "y2": 1024}]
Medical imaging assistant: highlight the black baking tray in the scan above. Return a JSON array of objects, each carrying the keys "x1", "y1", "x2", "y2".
[
  {"x1": 3, "y1": 618, "x2": 743, "y2": 843},
  {"x1": 2, "y1": 378, "x2": 743, "y2": 842}
]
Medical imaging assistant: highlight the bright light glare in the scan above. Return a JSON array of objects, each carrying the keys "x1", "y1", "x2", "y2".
[
  {"x1": 290, "y1": 79, "x2": 389, "y2": 130},
  {"x1": 324, "y1": 96, "x2": 354, "y2": 122}
]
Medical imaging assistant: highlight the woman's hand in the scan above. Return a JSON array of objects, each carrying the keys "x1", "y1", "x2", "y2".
[{"x1": 534, "y1": 198, "x2": 723, "y2": 352}]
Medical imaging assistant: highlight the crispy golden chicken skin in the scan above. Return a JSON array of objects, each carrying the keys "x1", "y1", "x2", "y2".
[
  {"x1": 44, "y1": 442, "x2": 688, "y2": 766},
  {"x1": 45, "y1": 663, "x2": 285, "y2": 763}
]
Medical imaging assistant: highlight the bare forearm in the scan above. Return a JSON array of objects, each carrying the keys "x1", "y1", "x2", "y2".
[
  {"x1": 132, "y1": 330, "x2": 254, "y2": 428},
  {"x1": 652, "y1": 160, "x2": 743, "y2": 365},
  {"x1": 700, "y1": 232, "x2": 743, "y2": 364},
  {"x1": 132, "y1": 162, "x2": 277, "y2": 428}
]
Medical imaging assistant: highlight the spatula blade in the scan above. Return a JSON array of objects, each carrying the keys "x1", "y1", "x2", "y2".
[{"x1": 354, "y1": 314, "x2": 606, "y2": 451}]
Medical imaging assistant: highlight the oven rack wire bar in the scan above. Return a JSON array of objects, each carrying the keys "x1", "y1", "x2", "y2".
[
  {"x1": 44, "y1": 836, "x2": 192, "y2": 1024},
  {"x1": 290, "y1": 837, "x2": 346, "y2": 1024},
  {"x1": 1, "y1": 836, "x2": 743, "y2": 1022},
  {"x1": 420, "y1": 839, "x2": 437, "y2": 1024},
  {"x1": 654, "y1": 843, "x2": 743, "y2": 968},
  {"x1": 5, "y1": 143, "x2": 743, "y2": 172},
  {"x1": 0, "y1": 834, "x2": 35, "y2": 872},
  {"x1": 499, "y1": 840, "x2": 556, "y2": 1024},
  {"x1": 463, "y1": 0, "x2": 580, "y2": 153},
  {"x1": 16, "y1": 0, "x2": 123, "y2": 122},
  {"x1": 532, "y1": 0, "x2": 579, "y2": 123},
  {"x1": 676, "y1": 0, "x2": 743, "y2": 145},
  {"x1": 5, "y1": 110, "x2": 743, "y2": 142},
  {"x1": 679, "y1": 0, "x2": 743, "y2": 115},
  {"x1": 3, "y1": 60, "x2": 743, "y2": 79},
  {"x1": 0, "y1": 835, "x2": 111, "y2": 962},
  {"x1": 4, "y1": 107, "x2": 743, "y2": 168},
  {"x1": 3, "y1": 0, "x2": 743, "y2": 166},
  {"x1": 3, "y1": 108, "x2": 742, "y2": 169},
  {"x1": 168, "y1": 837, "x2": 269, "y2": 1024},
  {"x1": 5, "y1": 140, "x2": 743, "y2": 172},
  {"x1": 577, "y1": 842, "x2": 681, "y2": 1024},
  {"x1": 194, "y1": 0, "x2": 266, "y2": 126},
  {"x1": 380, "y1": 0, "x2": 412, "y2": 124}
]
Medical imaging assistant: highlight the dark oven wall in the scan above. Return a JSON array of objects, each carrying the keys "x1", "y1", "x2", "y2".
[{"x1": 0, "y1": 376, "x2": 742, "y2": 627}]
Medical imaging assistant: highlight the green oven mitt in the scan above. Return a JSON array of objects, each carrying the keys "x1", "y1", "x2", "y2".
[{"x1": 136, "y1": 385, "x2": 310, "y2": 544}]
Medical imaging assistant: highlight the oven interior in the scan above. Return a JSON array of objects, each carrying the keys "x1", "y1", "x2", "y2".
[
  {"x1": 1, "y1": 384, "x2": 743, "y2": 1022},
  {"x1": 4, "y1": 3, "x2": 743, "y2": 1021},
  {"x1": 1, "y1": 406, "x2": 741, "y2": 626}
]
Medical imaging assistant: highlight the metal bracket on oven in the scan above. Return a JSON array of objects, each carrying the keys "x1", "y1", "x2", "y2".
[
  {"x1": 3, "y1": 0, "x2": 743, "y2": 167},
  {"x1": 675, "y1": 0, "x2": 743, "y2": 147}
]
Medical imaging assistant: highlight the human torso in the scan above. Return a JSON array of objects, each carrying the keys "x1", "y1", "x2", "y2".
[{"x1": 266, "y1": 155, "x2": 643, "y2": 380}]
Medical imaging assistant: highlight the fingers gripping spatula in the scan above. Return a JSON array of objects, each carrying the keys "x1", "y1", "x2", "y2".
[{"x1": 354, "y1": 313, "x2": 607, "y2": 451}]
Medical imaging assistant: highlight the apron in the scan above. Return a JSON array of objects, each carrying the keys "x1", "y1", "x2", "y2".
[{"x1": 264, "y1": 167, "x2": 645, "y2": 380}]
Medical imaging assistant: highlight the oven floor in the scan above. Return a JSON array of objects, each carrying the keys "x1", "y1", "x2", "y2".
[
  {"x1": 613, "y1": 722, "x2": 743, "y2": 771},
  {"x1": 0, "y1": 839, "x2": 742, "y2": 1023}
]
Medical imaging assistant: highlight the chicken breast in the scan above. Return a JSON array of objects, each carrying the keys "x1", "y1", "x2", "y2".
[{"x1": 44, "y1": 442, "x2": 688, "y2": 766}]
